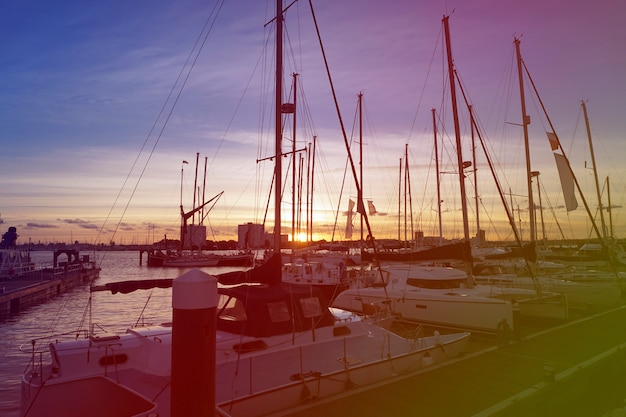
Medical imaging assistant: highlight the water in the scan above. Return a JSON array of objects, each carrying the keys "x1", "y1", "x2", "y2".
[
  {"x1": 4, "y1": 251, "x2": 625, "y2": 417},
  {"x1": 0, "y1": 250, "x2": 243, "y2": 417}
]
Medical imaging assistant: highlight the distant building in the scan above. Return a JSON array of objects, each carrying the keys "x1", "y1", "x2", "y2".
[
  {"x1": 238, "y1": 223, "x2": 265, "y2": 249},
  {"x1": 183, "y1": 225, "x2": 206, "y2": 249}
]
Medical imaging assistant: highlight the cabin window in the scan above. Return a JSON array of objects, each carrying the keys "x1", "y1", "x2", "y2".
[
  {"x1": 267, "y1": 301, "x2": 291, "y2": 323},
  {"x1": 299, "y1": 297, "x2": 323, "y2": 318},
  {"x1": 406, "y1": 278, "x2": 462, "y2": 290},
  {"x1": 217, "y1": 295, "x2": 247, "y2": 321},
  {"x1": 283, "y1": 264, "x2": 299, "y2": 274}
]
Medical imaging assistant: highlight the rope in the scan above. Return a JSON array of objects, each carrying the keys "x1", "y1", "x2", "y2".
[{"x1": 95, "y1": 0, "x2": 226, "y2": 261}]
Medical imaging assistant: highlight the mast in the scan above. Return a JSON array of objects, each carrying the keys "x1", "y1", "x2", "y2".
[
  {"x1": 606, "y1": 175, "x2": 615, "y2": 239},
  {"x1": 443, "y1": 16, "x2": 470, "y2": 243},
  {"x1": 403, "y1": 146, "x2": 408, "y2": 247},
  {"x1": 514, "y1": 38, "x2": 537, "y2": 244},
  {"x1": 443, "y1": 15, "x2": 471, "y2": 282},
  {"x1": 291, "y1": 73, "x2": 298, "y2": 249},
  {"x1": 274, "y1": 0, "x2": 283, "y2": 254},
  {"x1": 532, "y1": 171, "x2": 546, "y2": 243},
  {"x1": 192, "y1": 152, "x2": 200, "y2": 226},
  {"x1": 469, "y1": 105, "x2": 481, "y2": 244},
  {"x1": 398, "y1": 157, "x2": 402, "y2": 244},
  {"x1": 309, "y1": 137, "x2": 316, "y2": 242},
  {"x1": 432, "y1": 108, "x2": 443, "y2": 246},
  {"x1": 179, "y1": 160, "x2": 187, "y2": 251},
  {"x1": 358, "y1": 92, "x2": 364, "y2": 244},
  {"x1": 606, "y1": 176, "x2": 614, "y2": 238},
  {"x1": 404, "y1": 144, "x2": 414, "y2": 247},
  {"x1": 201, "y1": 156, "x2": 207, "y2": 225},
  {"x1": 581, "y1": 100, "x2": 607, "y2": 238}
]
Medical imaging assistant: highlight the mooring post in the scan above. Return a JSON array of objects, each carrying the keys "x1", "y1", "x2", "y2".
[{"x1": 171, "y1": 269, "x2": 217, "y2": 417}]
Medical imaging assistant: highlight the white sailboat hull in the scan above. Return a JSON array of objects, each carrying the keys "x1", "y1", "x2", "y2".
[
  {"x1": 21, "y1": 319, "x2": 469, "y2": 417},
  {"x1": 333, "y1": 287, "x2": 513, "y2": 334}
]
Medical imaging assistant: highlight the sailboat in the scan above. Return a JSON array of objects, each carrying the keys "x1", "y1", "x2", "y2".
[
  {"x1": 335, "y1": 16, "x2": 571, "y2": 329},
  {"x1": 541, "y1": 101, "x2": 626, "y2": 272},
  {"x1": 147, "y1": 155, "x2": 254, "y2": 268},
  {"x1": 20, "y1": 3, "x2": 470, "y2": 417},
  {"x1": 472, "y1": 39, "x2": 622, "y2": 310},
  {"x1": 360, "y1": 140, "x2": 467, "y2": 264}
]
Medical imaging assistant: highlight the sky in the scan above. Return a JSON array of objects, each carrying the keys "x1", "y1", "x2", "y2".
[{"x1": 1, "y1": 0, "x2": 626, "y2": 246}]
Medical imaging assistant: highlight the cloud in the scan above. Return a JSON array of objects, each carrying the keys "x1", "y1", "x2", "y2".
[
  {"x1": 25, "y1": 223, "x2": 59, "y2": 229},
  {"x1": 59, "y1": 218, "x2": 100, "y2": 230},
  {"x1": 119, "y1": 223, "x2": 136, "y2": 231}
]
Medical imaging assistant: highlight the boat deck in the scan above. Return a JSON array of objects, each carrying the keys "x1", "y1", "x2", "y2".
[{"x1": 282, "y1": 305, "x2": 626, "y2": 417}]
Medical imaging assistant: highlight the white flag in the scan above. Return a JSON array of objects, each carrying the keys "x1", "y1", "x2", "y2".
[{"x1": 554, "y1": 153, "x2": 578, "y2": 212}]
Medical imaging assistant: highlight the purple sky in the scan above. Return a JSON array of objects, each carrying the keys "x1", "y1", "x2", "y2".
[{"x1": 1, "y1": 0, "x2": 625, "y2": 245}]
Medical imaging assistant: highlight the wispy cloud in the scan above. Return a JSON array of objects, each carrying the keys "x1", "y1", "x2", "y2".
[
  {"x1": 59, "y1": 219, "x2": 100, "y2": 230},
  {"x1": 25, "y1": 223, "x2": 59, "y2": 229}
]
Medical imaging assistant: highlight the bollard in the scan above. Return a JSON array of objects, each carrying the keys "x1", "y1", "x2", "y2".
[{"x1": 171, "y1": 269, "x2": 217, "y2": 417}]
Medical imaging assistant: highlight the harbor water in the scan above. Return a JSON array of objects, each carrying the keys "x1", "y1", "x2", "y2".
[
  {"x1": 3, "y1": 251, "x2": 626, "y2": 417},
  {"x1": 0, "y1": 250, "x2": 243, "y2": 417}
]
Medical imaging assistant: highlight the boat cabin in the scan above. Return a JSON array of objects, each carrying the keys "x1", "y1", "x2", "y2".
[{"x1": 216, "y1": 283, "x2": 336, "y2": 337}]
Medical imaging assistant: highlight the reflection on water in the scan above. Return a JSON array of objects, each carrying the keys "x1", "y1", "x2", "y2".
[{"x1": 0, "y1": 250, "x2": 244, "y2": 417}]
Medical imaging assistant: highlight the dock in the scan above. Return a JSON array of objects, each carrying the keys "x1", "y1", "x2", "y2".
[
  {"x1": 283, "y1": 305, "x2": 626, "y2": 417},
  {"x1": 0, "y1": 250, "x2": 100, "y2": 318}
]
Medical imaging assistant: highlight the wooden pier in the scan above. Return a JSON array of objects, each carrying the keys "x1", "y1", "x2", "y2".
[{"x1": 0, "y1": 264, "x2": 99, "y2": 318}]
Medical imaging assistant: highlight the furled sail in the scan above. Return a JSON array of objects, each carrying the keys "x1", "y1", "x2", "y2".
[
  {"x1": 345, "y1": 199, "x2": 355, "y2": 238},
  {"x1": 367, "y1": 200, "x2": 377, "y2": 215}
]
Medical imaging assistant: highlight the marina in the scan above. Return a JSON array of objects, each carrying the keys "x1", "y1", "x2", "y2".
[
  {"x1": 2, "y1": 1, "x2": 626, "y2": 416},
  {"x1": 1, "y1": 251, "x2": 624, "y2": 417}
]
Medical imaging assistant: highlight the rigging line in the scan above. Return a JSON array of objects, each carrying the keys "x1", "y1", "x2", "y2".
[
  {"x1": 455, "y1": 70, "x2": 527, "y2": 249},
  {"x1": 308, "y1": 0, "x2": 387, "y2": 289},
  {"x1": 522, "y1": 60, "x2": 604, "y2": 243},
  {"x1": 539, "y1": 177, "x2": 568, "y2": 241},
  {"x1": 135, "y1": 291, "x2": 154, "y2": 328},
  {"x1": 94, "y1": 0, "x2": 225, "y2": 253},
  {"x1": 211, "y1": 24, "x2": 272, "y2": 175},
  {"x1": 408, "y1": 24, "x2": 444, "y2": 143}
]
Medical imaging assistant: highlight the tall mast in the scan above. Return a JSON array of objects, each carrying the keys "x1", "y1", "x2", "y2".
[
  {"x1": 514, "y1": 37, "x2": 536, "y2": 244},
  {"x1": 358, "y1": 92, "x2": 364, "y2": 244},
  {"x1": 404, "y1": 146, "x2": 408, "y2": 247},
  {"x1": 470, "y1": 105, "x2": 481, "y2": 244},
  {"x1": 291, "y1": 73, "x2": 298, "y2": 248},
  {"x1": 309, "y1": 137, "x2": 316, "y2": 242},
  {"x1": 581, "y1": 100, "x2": 607, "y2": 238},
  {"x1": 432, "y1": 108, "x2": 443, "y2": 246},
  {"x1": 606, "y1": 176, "x2": 614, "y2": 238},
  {"x1": 192, "y1": 152, "x2": 200, "y2": 225},
  {"x1": 443, "y1": 15, "x2": 471, "y2": 284},
  {"x1": 201, "y1": 156, "x2": 207, "y2": 225},
  {"x1": 274, "y1": 0, "x2": 283, "y2": 254},
  {"x1": 405, "y1": 143, "x2": 414, "y2": 247},
  {"x1": 398, "y1": 157, "x2": 402, "y2": 243}
]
